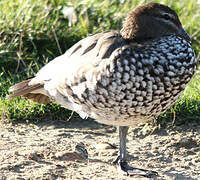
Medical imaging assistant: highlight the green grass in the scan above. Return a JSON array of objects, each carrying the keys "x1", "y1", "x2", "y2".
[{"x1": 0, "y1": 0, "x2": 200, "y2": 124}]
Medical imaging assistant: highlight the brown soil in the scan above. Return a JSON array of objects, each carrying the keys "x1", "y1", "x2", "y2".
[{"x1": 0, "y1": 117, "x2": 200, "y2": 180}]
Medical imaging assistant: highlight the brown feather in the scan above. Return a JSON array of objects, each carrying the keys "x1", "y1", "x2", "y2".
[
  {"x1": 6, "y1": 79, "x2": 50, "y2": 104},
  {"x1": 22, "y1": 93, "x2": 51, "y2": 104},
  {"x1": 9, "y1": 79, "x2": 32, "y2": 92}
]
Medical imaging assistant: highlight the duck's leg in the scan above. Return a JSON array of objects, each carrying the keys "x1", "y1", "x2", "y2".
[{"x1": 113, "y1": 126, "x2": 158, "y2": 177}]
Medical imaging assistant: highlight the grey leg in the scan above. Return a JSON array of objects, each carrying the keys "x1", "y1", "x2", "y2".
[
  {"x1": 113, "y1": 126, "x2": 158, "y2": 177},
  {"x1": 119, "y1": 126, "x2": 129, "y2": 162}
]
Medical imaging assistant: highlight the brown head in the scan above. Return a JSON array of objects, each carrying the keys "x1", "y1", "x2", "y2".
[{"x1": 120, "y1": 3, "x2": 191, "y2": 41}]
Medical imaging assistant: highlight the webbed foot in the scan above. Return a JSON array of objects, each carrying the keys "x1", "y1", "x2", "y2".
[{"x1": 113, "y1": 157, "x2": 158, "y2": 177}]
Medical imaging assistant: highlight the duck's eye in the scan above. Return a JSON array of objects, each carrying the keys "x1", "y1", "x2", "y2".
[{"x1": 163, "y1": 13, "x2": 171, "y2": 20}]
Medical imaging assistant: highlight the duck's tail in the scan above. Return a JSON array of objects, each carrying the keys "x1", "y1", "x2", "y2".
[{"x1": 7, "y1": 79, "x2": 50, "y2": 104}]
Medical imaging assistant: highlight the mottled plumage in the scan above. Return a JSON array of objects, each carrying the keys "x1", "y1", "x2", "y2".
[{"x1": 7, "y1": 3, "x2": 196, "y2": 177}]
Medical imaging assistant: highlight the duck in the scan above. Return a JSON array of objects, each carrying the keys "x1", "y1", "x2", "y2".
[{"x1": 7, "y1": 2, "x2": 196, "y2": 177}]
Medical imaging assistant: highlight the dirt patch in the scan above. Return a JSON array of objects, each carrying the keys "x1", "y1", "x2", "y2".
[{"x1": 0, "y1": 118, "x2": 200, "y2": 179}]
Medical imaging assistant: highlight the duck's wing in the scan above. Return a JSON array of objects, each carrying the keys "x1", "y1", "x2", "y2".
[{"x1": 7, "y1": 31, "x2": 126, "y2": 104}]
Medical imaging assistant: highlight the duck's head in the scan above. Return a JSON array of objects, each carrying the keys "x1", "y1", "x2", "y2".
[{"x1": 120, "y1": 3, "x2": 191, "y2": 42}]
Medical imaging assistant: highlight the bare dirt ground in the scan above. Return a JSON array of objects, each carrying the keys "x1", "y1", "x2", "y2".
[{"x1": 0, "y1": 117, "x2": 200, "y2": 180}]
